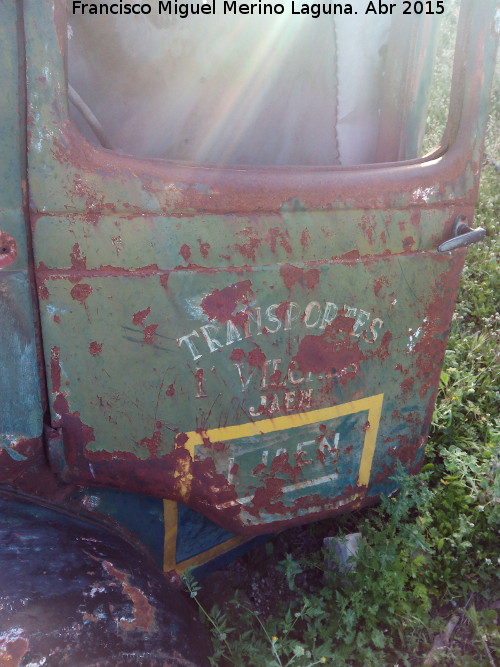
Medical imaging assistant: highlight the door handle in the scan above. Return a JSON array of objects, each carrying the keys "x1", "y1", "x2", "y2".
[{"x1": 437, "y1": 215, "x2": 486, "y2": 253}]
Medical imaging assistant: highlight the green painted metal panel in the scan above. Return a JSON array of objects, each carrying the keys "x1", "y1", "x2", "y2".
[
  {"x1": 35, "y1": 233, "x2": 464, "y2": 532},
  {"x1": 25, "y1": 0, "x2": 499, "y2": 536},
  {"x1": 0, "y1": 0, "x2": 43, "y2": 466}
]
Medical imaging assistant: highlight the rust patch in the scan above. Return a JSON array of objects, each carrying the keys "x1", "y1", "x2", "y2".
[
  {"x1": 275, "y1": 301, "x2": 290, "y2": 323},
  {"x1": 248, "y1": 347, "x2": 266, "y2": 368},
  {"x1": 89, "y1": 341, "x2": 102, "y2": 355},
  {"x1": 201, "y1": 280, "x2": 253, "y2": 323},
  {"x1": 413, "y1": 261, "x2": 464, "y2": 400},
  {"x1": 247, "y1": 478, "x2": 288, "y2": 517},
  {"x1": 132, "y1": 306, "x2": 151, "y2": 326},
  {"x1": 234, "y1": 228, "x2": 262, "y2": 262},
  {"x1": 70, "y1": 242, "x2": 87, "y2": 270},
  {"x1": 143, "y1": 323, "x2": 158, "y2": 344},
  {"x1": 137, "y1": 426, "x2": 162, "y2": 457},
  {"x1": 72, "y1": 176, "x2": 105, "y2": 225},
  {"x1": 252, "y1": 462, "x2": 267, "y2": 475},
  {"x1": 197, "y1": 239, "x2": 211, "y2": 258},
  {"x1": 360, "y1": 215, "x2": 376, "y2": 243},
  {"x1": 174, "y1": 433, "x2": 189, "y2": 448},
  {"x1": 375, "y1": 464, "x2": 394, "y2": 483},
  {"x1": 172, "y1": 448, "x2": 194, "y2": 503},
  {"x1": 280, "y1": 264, "x2": 320, "y2": 290},
  {"x1": 195, "y1": 368, "x2": 207, "y2": 397},
  {"x1": 300, "y1": 229, "x2": 311, "y2": 250},
  {"x1": 102, "y1": 561, "x2": 155, "y2": 633},
  {"x1": 50, "y1": 346, "x2": 61, "y2": 393},
  {"x1": 376, "y1": 331, "x2": 392, "y2": 360},
  {"x1": 131, "y1": 307, "x2": 158, "y2": 343},
  {"x1": 0, "y1": 231, "x2": 18, "y2": 269},
  {"x1": 410, "y1": 209, "x2": 422, "y2": 229},
  {"x1": 191, "y1": 457, "x2": 241, "y2": 522},
  {"x1": 165, "y1": 384, "x2": 175, "y2": 397},
  {"x1": 337, "y1": 249, "x2": 361, "y2": 265},
  {"x1": 179, "y1": 244, "x2": 191, "y2": 262},
  {"x1": 400, "y1": 377, "x2": 414, "y2": 396},
  {"x1": 294, "y1": 328, "x2": 362, "y2": 375},
  {"x1": 52, "y1": 393, "x2": 96, "y2": 464},
  {"x1": 0, "y1": 635, "x2": 29, "y2": 666},
  {"x1": 230, "y1": 348, "x2": 245, "y2": 362},
  {"x1": 402, "y1": 236, "x2": 415, "y2": 250},
  {"x1": 373, "y1": 276, "x2": 389, "y2": 297},
  {"x1": 389, "y1": 434, "x2": 424, "y2": 474},
  {"x1": 160, "y1": 273, "x2": 169, "y2": 292},
  {"x1": 268, "y1": 227, "x2": 292, "y2": 254},
  {"x1": 70, "y1": 283, "x2": 93, "y2": 302},
  {"x1": 245, "y1": 477, "x2": 366, "y2": 524},
  {"x1": 38, "y1": 282, "x2": 50, "y2": 300}
]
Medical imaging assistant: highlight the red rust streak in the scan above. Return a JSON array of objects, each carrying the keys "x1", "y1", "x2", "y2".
[
  {"x1": 50, "y1": 346, "x2": 61, "y2": 393},
  {"x1": 34, "y1": 250, "x2": 453, "y2": 278}
]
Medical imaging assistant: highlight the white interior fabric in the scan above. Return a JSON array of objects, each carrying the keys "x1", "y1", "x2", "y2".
[
  {"x1": 68, "y1": 1, "x2": 390, "y2": 166},
  {"x1": 335, "y1": 5, "x2": 391, "y2": 165}
]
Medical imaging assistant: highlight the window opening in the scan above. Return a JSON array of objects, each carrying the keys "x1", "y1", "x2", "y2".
[{"x1": 67, "y1": 0, "x2": 454, "y2": 166}]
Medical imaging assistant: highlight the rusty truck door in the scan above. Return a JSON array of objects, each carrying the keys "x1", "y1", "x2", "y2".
[{"x1": 26, "y1": 0, "x2": 498, "y2": 535}]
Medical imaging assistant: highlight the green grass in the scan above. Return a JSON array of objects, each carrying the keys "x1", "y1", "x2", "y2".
[{"x1": 187, "y1": 5, "x2": 499, "y2": 664}]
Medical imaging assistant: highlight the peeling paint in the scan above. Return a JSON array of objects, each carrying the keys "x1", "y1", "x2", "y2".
[
  {"x1": 11, "y1": 0, "x2": 496, "y2": 541},
  {"x1": 102, "y1": 561, "x2": 156, "y2": 634}
]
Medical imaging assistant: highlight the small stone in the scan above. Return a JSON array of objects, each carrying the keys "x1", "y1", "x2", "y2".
[{"x1": 323, "y1": 533, "x2": 362, "y2": 573}]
